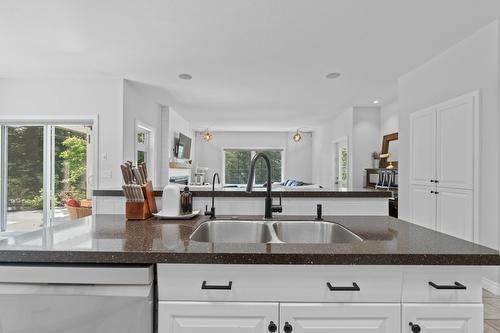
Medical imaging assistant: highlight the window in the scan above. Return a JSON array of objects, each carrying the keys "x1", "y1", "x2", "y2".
[
  {"x1": 224, "y1": 149, "x2": 283, "y2": 186},
  {"x1": 0, "y1": 123, "x2": 94, "y2": 232},
  {"x1": 136, "y1": 129, "x2": 149, "y2": 165}
]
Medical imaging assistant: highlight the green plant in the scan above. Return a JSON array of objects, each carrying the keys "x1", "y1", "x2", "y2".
[{"x1": 60, "y1": 136, "x2": 87, "y2": 186}]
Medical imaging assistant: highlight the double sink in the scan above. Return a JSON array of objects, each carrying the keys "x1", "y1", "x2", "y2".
[{"x1": 190, "y1": 220, "x2": 363, "y2": 244}]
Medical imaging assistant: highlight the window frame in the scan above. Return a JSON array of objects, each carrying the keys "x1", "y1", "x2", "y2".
[
  {"x1": 222, "y1": 147, "x2": 285, "y2": 186},
  {"x1": 135, "y1": 121, "x2": 155, "y2": 183}
]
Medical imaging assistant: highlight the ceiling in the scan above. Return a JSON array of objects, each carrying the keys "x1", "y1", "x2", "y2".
[{"x1": 1, "y1": 0, "x2": 500, "y2": 130}]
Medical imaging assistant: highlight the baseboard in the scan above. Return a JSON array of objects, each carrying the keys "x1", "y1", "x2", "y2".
[{"x1": 482, "y1": 277, "x2": 500, "y2": 296}]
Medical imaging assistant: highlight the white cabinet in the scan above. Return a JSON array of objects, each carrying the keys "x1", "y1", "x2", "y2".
[
  {"x1": 402, "y1": 304, "x2": 483, "y2": 333},
  {"x1": 437, "y1": 187, "x2": 473, "y2": 240},
  {"x1": 436, "y1": 97, "x2": 474, "y2": 190},
  {"x1": 158, "y1": 301, "x2": 278, "y2": 333},
  {"x1": 410, "y1": 185, "x2": 437, "y2": 230},
  {"x1": 281, "y1": 303, "x2": 400, "y2": 333},
  {"x1": 409, "y1": 92, "x2": 477, "y2": 241},
  {"x1": 157, "y1": 264, "x2": 484, "y2": 333},
  {"x1": 410, "y1": 106, "x2": 436, "y2": 186}
]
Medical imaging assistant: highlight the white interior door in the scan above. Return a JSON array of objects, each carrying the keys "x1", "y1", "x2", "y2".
[
  {"x1": 280, "y1": 303, "x2": 400, "y2": 333},
  {"x1": 410, "y1": 185, "x2": 437, "y2": 230},
  {"x1": 158, "y1": 301, "x2": 278, "y2": 333},
  {"x1": 402, "y1": 304, "x2": 483, "y2": 333},
  {"x1": 436, "y1": 188, "x2": 473, "y2": 241},
  {"x1": 410, "y1": 107, "x2": 436, "y2": 186},
  {"x1": 436, "y1": 95, "x2": 474, "y2": 189}
]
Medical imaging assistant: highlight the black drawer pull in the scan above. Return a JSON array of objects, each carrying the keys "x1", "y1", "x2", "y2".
[
  {"x1": 327, "y1": 282, "x2": 360, "y2": 291},
  {"x1": 428, "y1": 281, "x2": 466, "y2": 290},
  {"x1": 201, "y1": 281, "x2": 232, "y2": 290}
]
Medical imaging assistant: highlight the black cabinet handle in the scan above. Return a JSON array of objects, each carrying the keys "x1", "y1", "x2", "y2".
[
  {"x1": 268, "y1": 321, "x2": 277, "y2": 333},
  {"x1": 283, "y1": 322, "x2": 293, "y2": 333},
  {"x1": 428, "y1": 281, "x2": 466, "y2": 290},
  {"x1": 327, "y1": 282, "x2": 360, "y2": 291},
  {"x1": 409, "y1": 322, "x2": 421, "y2": 333},
  {"x1": 201, "y1": 281, "x2": 232, "y2": 290}
]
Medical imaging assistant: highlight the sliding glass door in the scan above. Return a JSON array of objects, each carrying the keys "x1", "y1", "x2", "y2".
[{"x1": 0, "y1": 123, "x2": 93, "y2": 232}]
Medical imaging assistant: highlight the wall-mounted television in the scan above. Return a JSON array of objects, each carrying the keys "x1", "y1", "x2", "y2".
[{"x1": 175, "y1": 133, "x2": 192, "y2": 159}]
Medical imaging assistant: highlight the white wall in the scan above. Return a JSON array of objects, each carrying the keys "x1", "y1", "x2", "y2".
[
  {"x1": 195, "y1": 131, "x2": 312, "y2": 184},
  {"x1": 352, "y1": 107, "x2": 381, "y2": 189},
  {"x1": 380, "y1": 99, "x2": 399, "y2": 138},
  {"x1": 311, "y1": 108, "x2": 354, "y2": 188},
  {"x1": 397, "y1": 21, "x2": 500, "y2": 286},
  {"x1": 312, "y1": 106, "x2": 381, "y2": 189},
  {"x1": 0, "y1": 78, "x2": 124, "y2": 189}
]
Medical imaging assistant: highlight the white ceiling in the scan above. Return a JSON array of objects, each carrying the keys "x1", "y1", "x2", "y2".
[{"x1": 1, "y1": 0, "x2": 500, "y2": 130}]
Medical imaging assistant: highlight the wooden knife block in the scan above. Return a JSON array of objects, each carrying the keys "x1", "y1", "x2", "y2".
[{"x1": 125, "y1": 180, "x2": 157, "y2": 220}]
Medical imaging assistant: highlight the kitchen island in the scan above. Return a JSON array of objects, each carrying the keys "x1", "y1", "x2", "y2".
[{"x1": 0, "y1": 215, "x2": 497, "y2": 333}]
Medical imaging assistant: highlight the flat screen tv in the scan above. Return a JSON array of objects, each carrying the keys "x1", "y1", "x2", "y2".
[{"x1": 175, "y1": 133, "x2": 191, "y2": 159}]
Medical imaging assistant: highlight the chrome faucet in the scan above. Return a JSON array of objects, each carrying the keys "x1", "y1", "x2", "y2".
[
  {"x1": 246, "y1": 153, "x2": 282, "y2": 219},
  {"x1": 204, "y1": 172, "x2": 220, "y2": 219}
]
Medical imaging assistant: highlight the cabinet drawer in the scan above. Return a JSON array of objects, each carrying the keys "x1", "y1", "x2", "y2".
[
  {"x1": 402, "y1": 267, "x2": 481, "y2": 303},
  {"x1": 157, "y1": 264, "x2": 402, "y2": 302}
]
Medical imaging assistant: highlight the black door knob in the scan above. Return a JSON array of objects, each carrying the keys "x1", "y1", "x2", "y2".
[
  {"x1": 268, "y1": 321, "x2": 277, "y2": 332},
  {"x1": 409, "y1": 322, "x2": 421, "y2": 333},
  {"x1": 284, "y1": 322, "x2": 293, "y2": 333}
]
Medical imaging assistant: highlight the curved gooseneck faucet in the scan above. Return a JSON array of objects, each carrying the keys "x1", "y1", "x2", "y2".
[
  {"x1": 246, "y1": 153, "x2": 282, "y2": 219},
  {"x1": 204, "y1": 172, "x2": 220, "y2": 219}
]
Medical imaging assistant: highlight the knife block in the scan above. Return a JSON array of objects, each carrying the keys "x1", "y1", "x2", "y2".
[
  {"x1": 125, "y1": 181, "x2": 157, "y2": 220},
  {"x1": 143, "y1": 181, "x2": 158, "y2": 214},
  {"x1": 125, "y1": 201, "x2": 151, "y2": 220}
]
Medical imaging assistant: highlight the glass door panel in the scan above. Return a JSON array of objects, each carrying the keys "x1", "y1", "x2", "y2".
[
  {"x1": 6, "y1": 126, "x2": 45, "y2": 231},
  {"x1": 52, "y1": 125, "x2": 92, "y2": 224}
]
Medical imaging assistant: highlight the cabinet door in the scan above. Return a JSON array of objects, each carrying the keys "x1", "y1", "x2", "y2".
[
  {"x1": 280, "y1": 303, "x2": 400, "y2": 333},
  {"x1": 410, "y1": 107, "x2": 436, "y2": 186},
  {"x1": 436, "y1": 188, "x2": 473, "y2": 241},
  {"x1": 436, "y1": 95, "x2": 475, "y2": 189},
  {"x1": 402, "y1": 304, "x2": 483, "y2": 333},
  {"x1": 410, "y1": 185, "x2": 437, "y2": 230},
  {"x1": 158, "y1": 301, "x2": 278, "y2": 333}
]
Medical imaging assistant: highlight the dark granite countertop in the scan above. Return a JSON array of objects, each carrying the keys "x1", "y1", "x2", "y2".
[
  {"x1": 93, "y1": 187, "x2": 393, "y2": 198},
  {"x1": 0, "y1": 215, "x2": 497, "y2": 266}
]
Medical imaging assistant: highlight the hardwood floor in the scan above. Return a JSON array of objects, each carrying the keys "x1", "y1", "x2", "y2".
[{"x1": 484, "y1": 289, "x2": 500, "y2": 332}]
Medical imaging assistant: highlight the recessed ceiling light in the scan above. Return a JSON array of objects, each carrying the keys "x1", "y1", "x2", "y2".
[
  {"x1": 178, "y1": 73, "x2": 192, "y2": 80},
  {"x1": 373, "y1": 100, "x2": 380, "y2": 104},
  {"x1": 325, "y1": 72, "x2": 341, "y2": 79}
]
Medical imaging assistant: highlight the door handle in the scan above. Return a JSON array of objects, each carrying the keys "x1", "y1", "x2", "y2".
[
  {"x1": 201, "y1": 281, "x2": 232, "y2": 290},
  {"x1": 326, "y1": 282, "x2": 360, "y2": 291},
  {"x1": 428, "y1": 281, "x2": 466, "y2": 290}
]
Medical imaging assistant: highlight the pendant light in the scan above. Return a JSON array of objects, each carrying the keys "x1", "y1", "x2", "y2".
[
  {"x1": 293, "y1": 129, "x2": 302, "y2": 143},
  {"x1": 203, "y1": 129, "x2": 213, "y2": 142}
]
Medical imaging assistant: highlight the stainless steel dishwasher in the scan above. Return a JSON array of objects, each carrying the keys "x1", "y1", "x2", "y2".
[{"x1": 0, "y1": 265, "x2": 153, "y2": 333}]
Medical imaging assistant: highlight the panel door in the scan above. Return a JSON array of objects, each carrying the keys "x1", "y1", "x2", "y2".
[
  {"x1": 280, "y1": 303, "x2": 400, "y2": 333},
  {"x1": 402, "y1": 304, "x2": 483, "y2": 333},
  {"x1": 436, "y1": 188, "x2": 473, "y2": 241},
  {"x1": 158, "y1": 301, "x2": 278, "y2": 333},
  {"x1": 410, "y1": 107, "x2": 436, "y2": 186},
  {"x1": 436, "y1": 95, "x2": 475, "y2": 189},
  {"x1": 410, "y1": 185, "x2": 437, "y2": 230}
]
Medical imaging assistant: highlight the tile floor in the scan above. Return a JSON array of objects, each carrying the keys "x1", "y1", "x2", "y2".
[{"x1": 484, "y1": 289, "x2": 500, "y2": 332}]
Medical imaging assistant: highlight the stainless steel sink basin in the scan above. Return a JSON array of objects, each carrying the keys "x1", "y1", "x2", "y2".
[
  {"x1": 272, "y1": 221, "x2": 363, "y2": 243},
  {"x1": 190, "y1": 221, "x2": 273, "y2": 243}
]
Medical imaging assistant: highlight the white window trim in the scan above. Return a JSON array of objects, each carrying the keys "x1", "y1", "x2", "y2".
[
  {"x1": 135, "y1": 120, "x2": 156, "y2": 184},
  {"x1": 222, "y1": 147, "x2": 286, "y2": 186}
]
